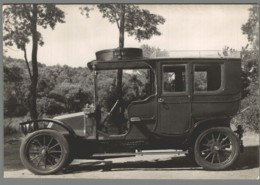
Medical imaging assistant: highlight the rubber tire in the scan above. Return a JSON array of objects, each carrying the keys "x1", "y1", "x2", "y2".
[
  {"x1": 20, "y1": 129, "x2": 70, "y2": 175},
  {"x1": 64, "y1": 153, "x2": 74, "y2": 167},
  {"x1": 194, "y1": 127, "x2": 240, "y2": 171}
]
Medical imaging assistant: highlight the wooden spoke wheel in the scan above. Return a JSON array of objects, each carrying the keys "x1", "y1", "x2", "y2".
[
  {"x1": 20, "y1": 130, "x2": 70, "y2": 175},
  {"x1": 194, "y1": 127, "x2": 240, "y2": 171}
]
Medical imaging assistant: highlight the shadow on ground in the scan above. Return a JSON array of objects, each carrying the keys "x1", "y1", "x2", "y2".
[
  {"x1": 233, "y1": 145, "x2": 260, "y2": 170},
  {"x1": 63, "y1": 156, "x2": 199, "y2": 174},
  {"x1": 4, "y1": 138, "x2": 259, "y2": 174},
  {"x1": 63, "y1": 145, "x2": 259, "y2": 174}
]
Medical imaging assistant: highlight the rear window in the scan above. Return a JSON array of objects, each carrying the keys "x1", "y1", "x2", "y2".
[{"x1": 194, "y1": 64, "x2": 222, "y2": 92}]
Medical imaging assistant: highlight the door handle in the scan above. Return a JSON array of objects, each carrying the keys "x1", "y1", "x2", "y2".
[{"x1": 158, "y1": 98, "x2": 164, "y2": 103}]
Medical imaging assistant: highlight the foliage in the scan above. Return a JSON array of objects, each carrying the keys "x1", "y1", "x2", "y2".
[
  {"x1": 3, "y1": 57, "x2": 30, "y2": 117},
  {"x1": 81, "y1": 5, "x2": 166, "y2": 44},
  {"x1": 3, "y1": 57, "x2": 94, "y2": 118},
  {"x1": 241, "y1": 6, "x2": 259, "y2": 51},
  {"x1": 231, "y1": 5, "x2": 259, "y2": 132},
  {"x1": 241, "y1": 5, "x2": 259, "y2": 90},
  {"x1": 3, "y1": 4, "x2": 65, "y2": 50},
  {"x1": 4, "y1": 116, "x2": 31, "y2": 135},
  {"x1": 49, "y1": 82, "x2": 92, "y2": 113},
  {"x1": 37, "y1": 97, "x2": 65, "y2": 116},
  {"x1": 141, "y1": 44, "x2": 169, "y2": 58}
]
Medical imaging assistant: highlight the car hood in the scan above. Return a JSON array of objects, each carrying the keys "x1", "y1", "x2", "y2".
[
  {"x1": 53, "y1": 112, "x2": 84, "y2": 120},
  {"x1": 53, "y1": 112, "x2": 85, "y2": 136}
]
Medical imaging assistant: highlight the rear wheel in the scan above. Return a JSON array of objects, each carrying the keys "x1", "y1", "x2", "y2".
[
  {"x1": 194, "y1": 127, "x2": 240, "y2": 170},
  {"x1": 20, "y1": 129, "x2": 70, "y2": 175}
]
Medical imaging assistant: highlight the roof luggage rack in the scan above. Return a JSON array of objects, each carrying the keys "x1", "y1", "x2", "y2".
[{"x1": 151, "y1": 50, "x2": 241, "y2": 59}]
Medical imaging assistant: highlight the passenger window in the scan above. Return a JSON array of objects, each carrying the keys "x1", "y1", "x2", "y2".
[
  {"x1": 194, "y1": 64, "x2": 221, "y2": 92},
  {"x1": 163, "y1": 65, "x2": 186, "y2": 93}
]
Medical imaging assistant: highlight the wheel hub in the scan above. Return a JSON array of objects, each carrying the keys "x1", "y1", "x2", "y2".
[
  {"x1": 41, "y1": 148, "x2": 48, "y2": 156},
  {"x1": 211, "y1": 142, "x2": 222, "y2": 152},
  {"x1": 213, "y1": 145, "x2": 220, "y2": 151}
]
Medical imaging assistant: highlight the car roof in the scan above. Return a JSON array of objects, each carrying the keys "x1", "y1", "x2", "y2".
[
  {"x1": 88, "y1": 48, "x2": 241, "y2": 70},
  {"x1": 87, "y1": 57, "x2": 241, "y2": 70}
]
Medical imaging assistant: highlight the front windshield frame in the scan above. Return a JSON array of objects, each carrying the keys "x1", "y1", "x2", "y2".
[{"x1": 92, "y1": 61, "x2": 157, "y2": 108}]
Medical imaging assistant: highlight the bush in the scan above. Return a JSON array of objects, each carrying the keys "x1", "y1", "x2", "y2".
[
  {"x1": 4, "y1": 116, "x2": 30, "y2": 135},
  {"x1": 231, "y1": 94, "x2": 259, "y2": 133},
  {"x1": 37, "y1": 97, "x2": 66, "y2": 115}
]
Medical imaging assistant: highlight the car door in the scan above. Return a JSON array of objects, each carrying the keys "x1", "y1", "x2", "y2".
[{"x1": 157, "y1": 62, "x2": 192, "y2": 135}]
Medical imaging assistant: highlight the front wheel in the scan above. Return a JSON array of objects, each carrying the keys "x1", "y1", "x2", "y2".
[
  {"x1": 20, "y1": 129, "x2": 70, "y2": 175},
  {"x1": 194, "y1": 127, "x2": 240, "y2": 171}
]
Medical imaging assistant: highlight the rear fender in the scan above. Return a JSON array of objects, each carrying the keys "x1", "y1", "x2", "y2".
[
  {"x1": 19, "y1": 118, "x2": 77, "y2": 138},
  {"x1": 185, "y1": 117, "x2": 231, "y2": 146}
]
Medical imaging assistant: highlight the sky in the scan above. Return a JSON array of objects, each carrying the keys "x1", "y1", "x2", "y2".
[{"x1": 3, "y1": 4, "x2": 252, "y2": 67}]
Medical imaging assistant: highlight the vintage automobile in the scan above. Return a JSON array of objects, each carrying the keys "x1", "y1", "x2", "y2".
[{"x1": 19, "y1": 48, "x2": 244, "y2": 175}]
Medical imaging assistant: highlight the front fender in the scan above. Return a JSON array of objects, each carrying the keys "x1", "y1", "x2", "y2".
[{"x1": 19, "y1": 118, "x2": 77, "y2": 138}]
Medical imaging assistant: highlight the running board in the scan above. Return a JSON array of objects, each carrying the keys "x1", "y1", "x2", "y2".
[
  {"x1": 92, "y1": 153, "x2": 136, "y2": 159},
  {"x1": 92, "y1": 150, "x2": 185, "y2": 159}
]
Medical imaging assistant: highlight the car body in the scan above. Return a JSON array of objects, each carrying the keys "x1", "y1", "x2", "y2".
[{"x1": 19, "y1": 48, "x2": 243, "y2": 175}]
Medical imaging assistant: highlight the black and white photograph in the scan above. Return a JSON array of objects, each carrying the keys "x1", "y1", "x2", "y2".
[{"x1": 2, "y1": 3, "x2": 259, "y2": 179}]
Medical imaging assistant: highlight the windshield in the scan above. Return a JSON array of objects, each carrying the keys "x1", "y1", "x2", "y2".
[{"x1": 97, "y1": 68, "x2": 155, "y2": 111}]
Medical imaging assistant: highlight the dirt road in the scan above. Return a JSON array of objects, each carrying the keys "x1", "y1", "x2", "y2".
[{"x1": 4, "y1": 133, "x2": 259, "y2": 179}]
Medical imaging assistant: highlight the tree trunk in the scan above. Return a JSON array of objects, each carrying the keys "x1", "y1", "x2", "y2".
[
  {"x1": 29, "y1": 4, "x2": 39, "y2": 123},
  {"x1": 119, "y1": 5, "x2": 125, "y2": 49},
  {"x1": 117, "y1": 5, "x2": 125, "y2": 99}
]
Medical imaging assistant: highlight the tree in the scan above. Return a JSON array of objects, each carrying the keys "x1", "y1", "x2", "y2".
[
  {"x1": 241, "y1": 5, "x2": 259, "y2": 88},
  {"x1": 242, "y1": 6, "x2": 259, "y2": 52},
  {"x1": 141, "y1": 44, "x2": 169, "y2": 58},
  {"x1": 3, "y1": 4, "x2": 65, "y2": 121},
  {"x1": 230, "y1": 5, "x2": 259, "y2": 132},
  {"x1": 239, "y1": 5, "x2": 259, "y2": 132},
  {"x1": 81, "y1": 4, "x2": 165, "y2": 100}
]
